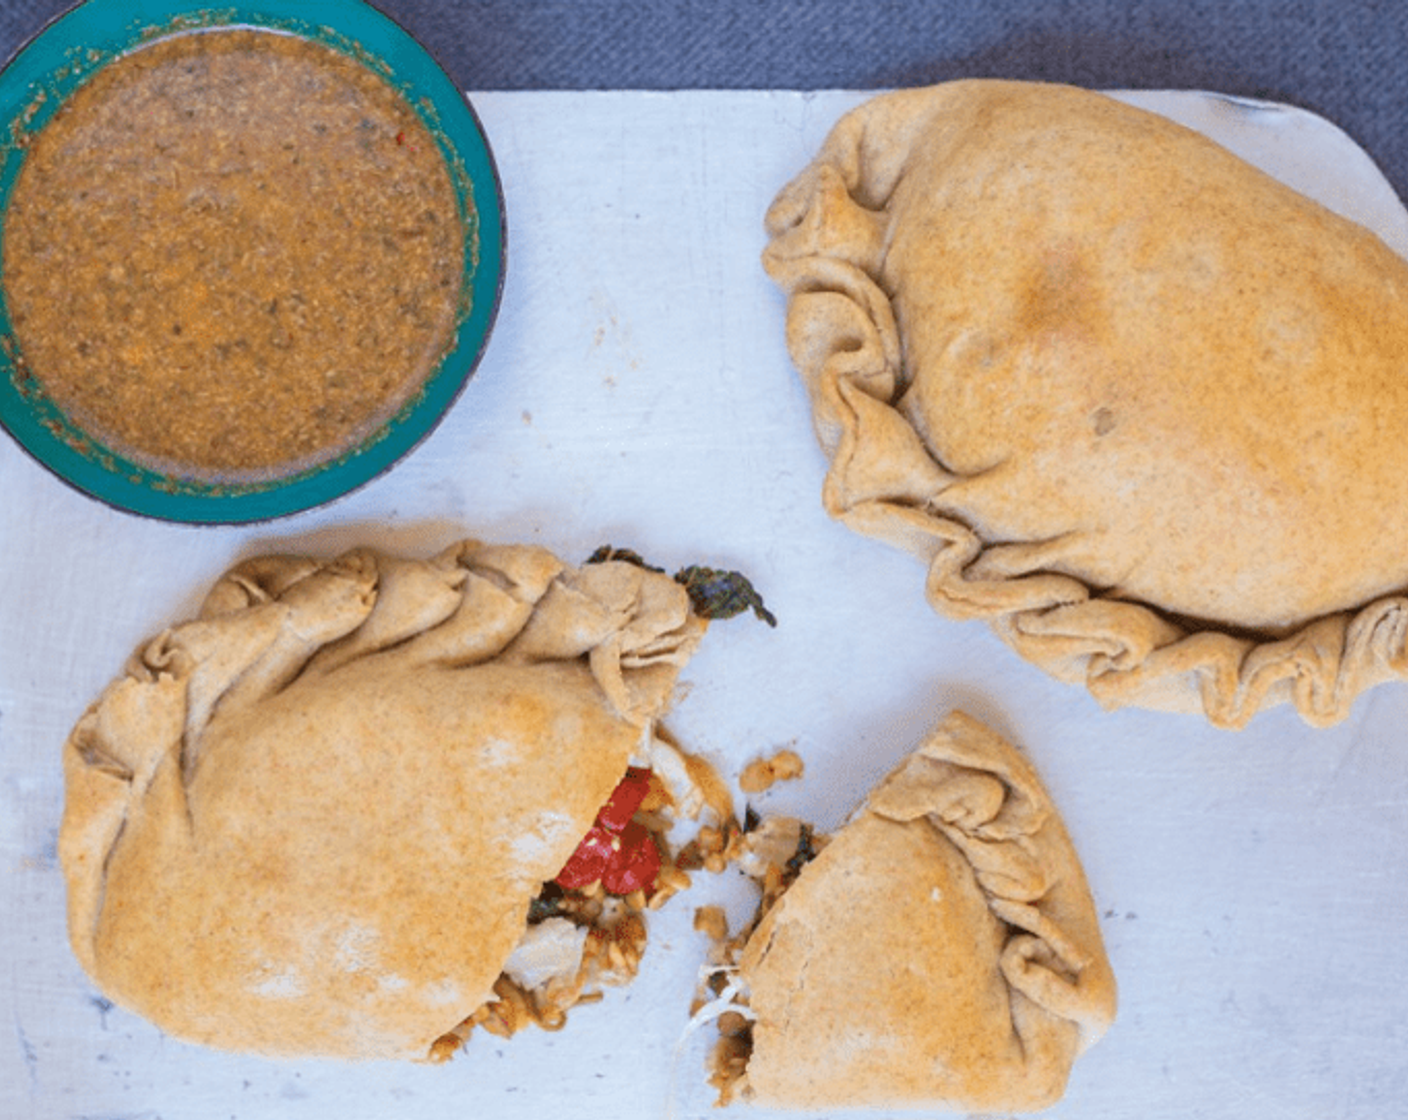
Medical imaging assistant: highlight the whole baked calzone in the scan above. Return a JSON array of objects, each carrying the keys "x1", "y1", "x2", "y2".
[
  {"x1": 703, "y1": 710, "x2": 1116, "y2": 1111},
  {"x1": 58, "y1": 541, "x2": 739, "y2": 1060},
  {"x1": 763, "y1": 79, "x2": 1408, "y2": 727}
]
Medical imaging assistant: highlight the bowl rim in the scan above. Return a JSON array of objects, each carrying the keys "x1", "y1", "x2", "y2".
[{"x1": 0, "y1": 0, "x2": 507, "y2": 524}]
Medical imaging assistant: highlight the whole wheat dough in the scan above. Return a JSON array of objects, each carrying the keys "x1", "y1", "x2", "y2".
[
  {"x1": 734, "y1": 710, "x2": 1116, "y2": 1111},
  {"x1": 58, "y1": 540, "x2": 706, "y2": 1060},
  {"x1": 763, "y1": 80, "x2": 1408, "y2": 727}
]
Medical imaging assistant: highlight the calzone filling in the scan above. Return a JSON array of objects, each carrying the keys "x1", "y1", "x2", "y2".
[{"x1": 432, "y1": 735, "x2": 734, "y2": 1058}]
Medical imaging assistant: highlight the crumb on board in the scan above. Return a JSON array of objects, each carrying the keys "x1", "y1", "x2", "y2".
[
  {"x1": 738, "y1": 748, "x2": 805, "y2": 794},
  {"x1": 694, "y1": 904, "x2": 730, "y2": 942}
]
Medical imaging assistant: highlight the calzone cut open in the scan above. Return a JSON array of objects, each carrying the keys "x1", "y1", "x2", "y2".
[
  {"x1": 764, "y1": 80, "x2": 1408, "y2": 727},
  {"x1": 58, "y1": 540, "x2": 739, "y2": 1061}
]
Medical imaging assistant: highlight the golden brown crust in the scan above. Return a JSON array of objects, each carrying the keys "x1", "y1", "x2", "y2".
[
  {"x1": 736, "y1": 710, "x2": 1116, "y2": 1111},
  {"x1": 764, "y1": 80, "x2": 1408, "y2": 727},
  {"x1": 58, "y1": 541, "x2": 706, "y2": 1060}
]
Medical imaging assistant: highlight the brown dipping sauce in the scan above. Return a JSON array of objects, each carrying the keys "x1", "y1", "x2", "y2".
[{"x1": 3, "y1": 27, "x2": 466, "y2": 481}]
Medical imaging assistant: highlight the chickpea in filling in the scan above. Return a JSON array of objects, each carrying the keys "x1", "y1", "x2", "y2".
[
  {"x1": 430, "y1": 755, "x2": 726, "y2": 1061},
  {"x1": 690, "y1": 814, "x2": 829, "y2": 1104}
]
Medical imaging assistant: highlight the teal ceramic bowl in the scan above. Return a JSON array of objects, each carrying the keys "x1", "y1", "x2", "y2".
[{"x1": 0, "y1": 0, "x2": 504, "y2": 523}]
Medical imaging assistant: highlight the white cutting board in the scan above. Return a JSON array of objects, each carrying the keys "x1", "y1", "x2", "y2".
[{"x1": 3, "y1": 89, "x2": 1407, "y2": 1120}]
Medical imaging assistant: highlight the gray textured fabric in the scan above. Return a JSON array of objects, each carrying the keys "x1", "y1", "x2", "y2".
[{"x1": 0, "y1": 0, "x2": 1404, "y2": 195}]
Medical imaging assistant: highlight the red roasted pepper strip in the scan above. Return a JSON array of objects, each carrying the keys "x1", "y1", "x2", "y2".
[
  {"x1": 553, "y1": 824, "x2": 615, "y2": 890},
  {"x1": 601, "y1": 820, "x2": 661, "y2": 895},
  {"x1": 595, "y1": 767, "x2": 652, "y2": 833},
  {"x1": 554, "y1": 767, "x2": 660, "y2": 894}
]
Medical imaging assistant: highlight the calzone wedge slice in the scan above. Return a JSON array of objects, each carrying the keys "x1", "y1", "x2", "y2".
[
  {"x1": 705, "y1": 709, "x2": 1116, "y2": 1111},
  {"x1": 764, "y1": 79, "x2": 1408, "y2": 727}
]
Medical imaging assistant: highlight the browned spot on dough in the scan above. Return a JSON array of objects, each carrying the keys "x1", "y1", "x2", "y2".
[{"x1": 1018, "y1": 247, "x2": 1107, "y2": 343}]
